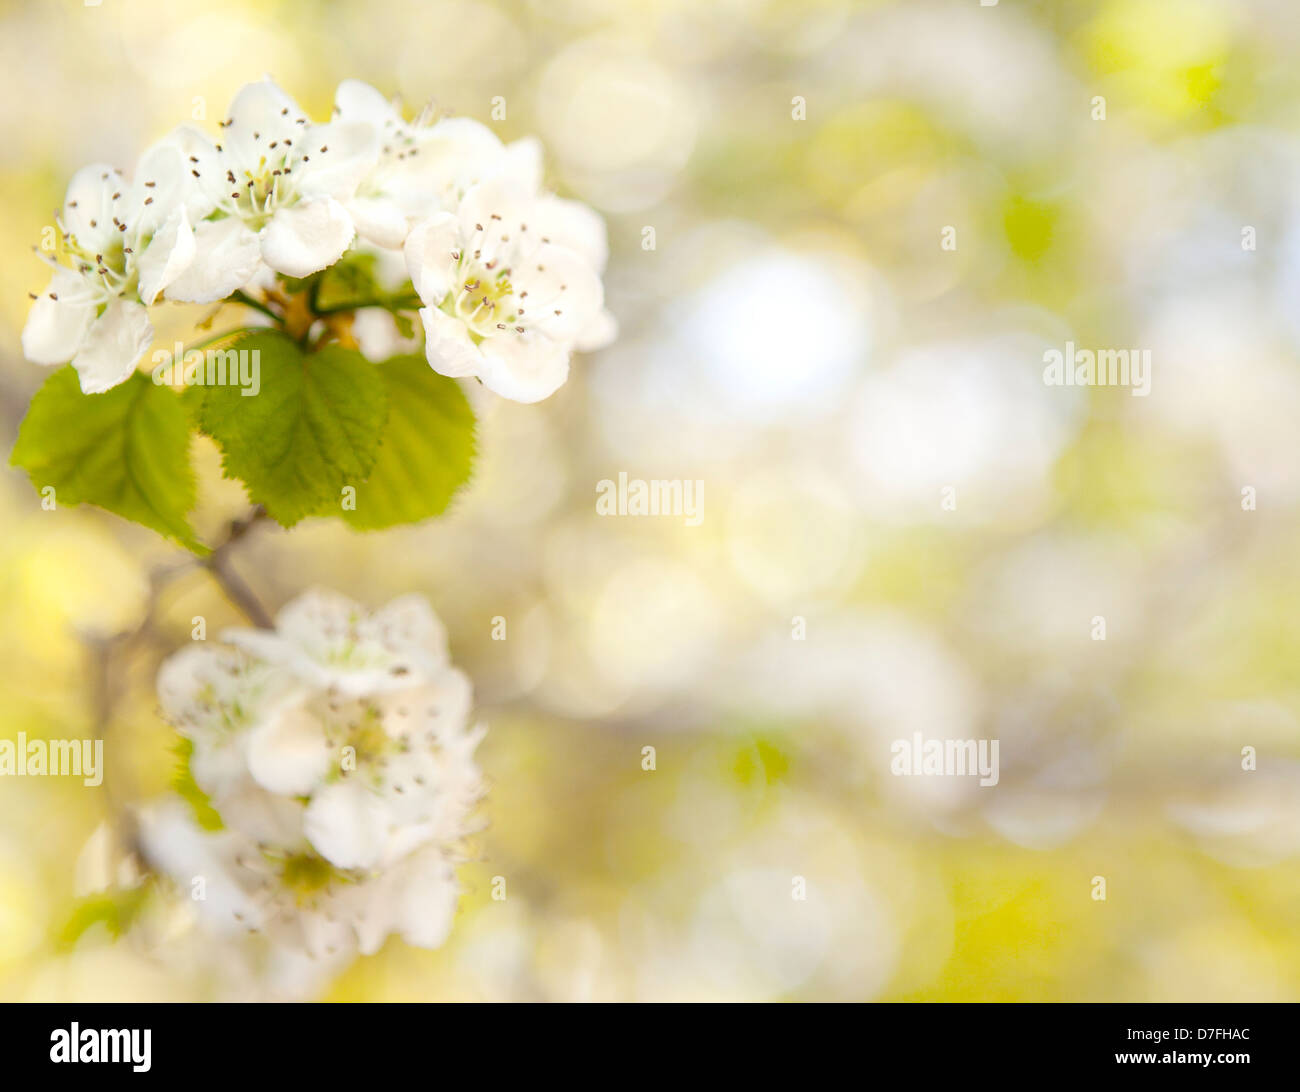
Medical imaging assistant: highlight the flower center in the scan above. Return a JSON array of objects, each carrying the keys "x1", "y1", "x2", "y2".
[
  {"x1": 278, "y1": 851, "x2": 338, "y2": 896},
  {"x1": 213, "y1": 127, "x2": 312, "y2": 228},
  {"x1": 443, "y1": 262, "x2": 520, "y2": 340},
  {"x1": 225, "y1": 158, "x2": 296, "y2": 229},
  {"x1": 61, "y1": 231, "x2": 136, "y2": 302},
  {"x1": 317, "y1": 698, "x2": 404, "y2": 785}
]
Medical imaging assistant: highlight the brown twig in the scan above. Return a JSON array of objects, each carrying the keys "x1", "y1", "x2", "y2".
[
  {"x1": 78, "y1": 507, "x2": 273, "y2": 857},
  {"x1": 201, "y1": 507, "x2": 274, "y2": 629}
]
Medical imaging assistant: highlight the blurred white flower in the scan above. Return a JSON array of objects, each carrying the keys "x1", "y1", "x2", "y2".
[
  {"x1": 223, "y1": 588, "x2": 452, "y2": 695},
  {"x1": 139, "y1": 801, "x2": 462, "y2": 961},
  {"x1": 146, "y1": 588, "x2": 484, "y2": 969},
  {"x1": 682, "y1": 250, "x2": 872, "y2": 423},
  {"x1": 847, "y1": 332, "x2": 1082, "y2": 523},
  {"x1": 21, "y1": 148, "x2": 196, "y2": 392},
  {"x1": 1168, "y1": 761, "x2": 1300, "y2": 868},
  {"x1": 296, "y1": 674, "x2": 481, "y2": 870}
]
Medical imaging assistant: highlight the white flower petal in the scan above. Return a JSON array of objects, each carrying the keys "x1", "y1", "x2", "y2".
[
  {"x1": 456, "y1": 175, "x2": 533, "y2": 266},
  {"x1": 576, "y1": 306, "x2": 619, "y2": 353},
  {"x1": 21, "y1": 269, "x2": 96, "y2": 364},
  {"x1": 434, "y1": 117, "x2": 509, "y2": 159},
  {"x1": 380, "y1": 669, "x2": 474, "y2": 745},
  {"x1": 299, "y1": 904, "x2": 355, "y2": 961},
  {"x1": 348, "y1": 896, "x2": 393, "y2": 957},
  {"x1": 294, "y1": 122, "x2": 378, "y2": 201},
  {"x1": 477, "y1": 329, "x2": 572, "y2": 403},
  {"x1": 155, "y1": 644, "x2": 231, "y2": 721},
  {"x1": 70, "y1": 299, "x2": 152, "y2": 393},
  {"x1": 221, "y1": 627, "x2": 305, "y2": 669},
  {"x1": 61, "y1": 164, "x2": 123, "y2": 254},
  {"x1": 271, "y1": 588, "x2": 363, "y2": 648},
  {"x1": 347, "y1": 195, "x2": 410, "y2": 250},
  {"x1": 245, "y1": 704, "x2": 330, "y2": 796},
  {"x1": 392, "y1": 851, "x2": 459, "y2": 950},
  {"x1": 189, "y1": 738, "x2": 252, "y2": 801},
  {"x1": 222, "y1": 630, "x2": 344, "y2": 693},
  {"x1": 417, "y1": 117, "x2": 509, "y2": 197},
  {"x1": 151, "y1": 126, "x2": 226, "y2": 222},
  {"x1": 212, "y1": 778, "x2": 307, "y2": 846},
  {"x1": 303, "y1": 781, "x2": 389, "y2": 870},
  {"x1": 530, "y1": 194, "x2": 609, "y2": 271},
  {"x1": 223, "y1": 79, "x2": 307, "y2": 167},
  {"x1": 165, "y1": 216, "x2": 262, "y2": 303},
  {"x1": 371, "y1": 594, "x2": 450, "y2": 667},
  {"x1": 404, "y1": 213, "x2": 459, "y2": 303},
  {"x1": 339, "y1": 847, "x2": 458, "y2": 955},
  {"x1": 333, "y1": 79, "x2": 399, "y2": 127},
  {"x1": 260, "y1": 196, "x2": 354, "y2": 278},
  {"x1": 511, "y1": 241, "x2": 604, "y2": 342},
  {"x1": 504, "y1": 136, "x2": 544, "y2": 193},
  {"x1": 227, "y1": 589, "x2": 450, "y2": 694},
  {"x1": 137, "y1": 206, "x2": 195, "y2": 305},
  {"x1": 224, "y1": 592, "x2": 436, "y2": 696},
  {"x1": 419, "y1": 305, "x2": 485, "y2": 379},
  {"x1": 137, "y1": 803, "x2": 265, "y2": 933}
]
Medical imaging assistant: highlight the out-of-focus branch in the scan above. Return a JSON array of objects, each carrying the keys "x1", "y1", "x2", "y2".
[
  {"x1": 80, "y1": 507, "x2": 272, "y2": 851},
  {"x1": 201, "y1": 507, "x2": 274, "y2": 629}
]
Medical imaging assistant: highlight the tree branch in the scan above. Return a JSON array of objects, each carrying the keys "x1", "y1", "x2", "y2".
[
  {"x1": 200, "y1": 506, "x2": 274, "y2": 629},
  {"x1": 78, "y1": 507, "x2": 273, "y2": 853}
]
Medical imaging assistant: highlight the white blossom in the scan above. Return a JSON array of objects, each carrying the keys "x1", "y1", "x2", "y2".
[
  {"x1": 223, "y1": 588, "x2": 453, "y2": 695},
  {"x1": 404, "y1": 175, "x2": 607, "y2": 402},
  {"x1": 21, "y1": 146, "x2": 196, "y2": 392},
  {"x1": 163, "y1": 78, "x2": 378, "y2": 301},
  {"x1": 20, "y1": 76, "x2": 617, "y2": 402},
  {"x1": 147, "y1": 589, "x2": 484, "y2": 965},
  {"x1": 139, "y1": 801, "x2": 462, "y2": 961},
  {"x1": 332, "y1": 79, "x2": 517, "y2": 250}
]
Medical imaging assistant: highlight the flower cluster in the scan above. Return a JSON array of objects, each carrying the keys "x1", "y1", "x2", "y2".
[
  {"x1": 23, "y1": 78, "x2": 615, "y2": 401},
  {"x1": 139, "y1": 589, "x2": 484, "y2": 960}
]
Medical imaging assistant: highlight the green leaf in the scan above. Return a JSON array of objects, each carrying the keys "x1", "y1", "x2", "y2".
[
  {"x1": 173, "y1": 737, "x2": 224, "y2": 832},
  {"x1": 56, "y1": 885, "x2": 151, "y2": 951},
  {"x1": 311, "y1": 252, "x2": 421, "y2": 314},
  {"x1": 10, "y1": 366, "x2": 203, "y2": 552},
  {"x1": 391, "y1": 311, "x2": 415, "y2": 340},
  {"x1": 312, "y1": 251, "x2": 382, "y2": 311},
  {"x1": 197, "y1": 331, "x2": 387, "y2": 527},
  {"x1": 178, "y1": 329, "x2": 259, "y2": 424},
  {"x1": 341, "y1": 354, "x2": 475, "y2": 530}
]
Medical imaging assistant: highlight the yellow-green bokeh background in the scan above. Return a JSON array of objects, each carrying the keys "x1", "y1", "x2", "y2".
[{"x1": 2, "y1": 0, "x2": 1299, "y2": 1000}]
